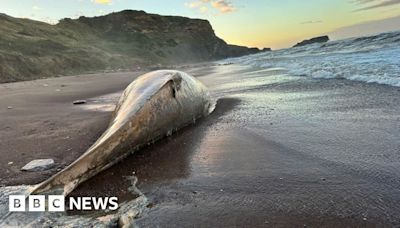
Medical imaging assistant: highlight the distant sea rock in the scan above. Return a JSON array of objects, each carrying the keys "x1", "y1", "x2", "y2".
[
  {"x1": 227, "y1": 45, "x2": 261, "y2": 57},
  {"x1": 293, "y1": 36, "x2": 329, "y2": 47},
  {"x1": 0, "y1": 10, "x2": 261, "y2": 83}
]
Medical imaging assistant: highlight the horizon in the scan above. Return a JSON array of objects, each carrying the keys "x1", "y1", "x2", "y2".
[{"x1": 1, "y1": 0, "x2": 400, "y2": 49}]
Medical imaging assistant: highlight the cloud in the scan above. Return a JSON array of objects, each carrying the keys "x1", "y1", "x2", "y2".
[
  {"x1": 329, "y1": 15, "x2": 400, "y2": 39},
  {"x1": 211, "y1": 0, "x2": 235, "y2": 13},
  {"x1": 300, "y1": 20, "x2": 323, "y2": 24},
  {"x1": 92, "y1": 0, "x2": 112, "y2": 5},
  {"x1": 185, "y1": 0, "x2": 235, "y2": 14},
  {"x1": 350, "y1": 0, "x2": 400, "y2": 11},
  {"x1": 32, "y1": 6, "x2": 42, "y2": 11}
]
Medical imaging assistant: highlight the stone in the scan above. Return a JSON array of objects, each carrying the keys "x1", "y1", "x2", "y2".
[
  {"x1": 293, "y1": 36, "x2": 329, "y2": 47},
  {"x1": 21, "y1": 159, "x2": 55, "y2": 171},
  {"x1": 73, "y1": 100, "x2": 87, "y2": 105}
]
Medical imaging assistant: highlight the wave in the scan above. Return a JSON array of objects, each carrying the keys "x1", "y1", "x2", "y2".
[{"x1": 220, "y1": 30, "x2": 400, "y2": 87}]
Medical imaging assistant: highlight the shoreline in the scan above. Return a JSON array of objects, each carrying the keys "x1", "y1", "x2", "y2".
[{"x1": 1, "y1": 63, "x2": 400, "y2": 226}]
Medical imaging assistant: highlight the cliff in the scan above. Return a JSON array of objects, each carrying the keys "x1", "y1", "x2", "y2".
[
  {"x1": 293, "y1": 36, "x2": 329, "y2": 48},
  {"x1": 0, "y1": 10, "x2": 260, "y2": 82}
]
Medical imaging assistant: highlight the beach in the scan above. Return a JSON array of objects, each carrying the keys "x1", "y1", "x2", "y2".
[{"x1": 1, "y1": 62, "x2": 399, "y2": 226}]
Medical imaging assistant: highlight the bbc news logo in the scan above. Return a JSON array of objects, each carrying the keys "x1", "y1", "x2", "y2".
[{"x1": 9, "y1": 195, "x2": 118, "y2": 212}]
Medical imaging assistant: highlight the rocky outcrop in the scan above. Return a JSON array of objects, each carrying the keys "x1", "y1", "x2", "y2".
[
  {"x1": 293, "y1": 36, "x2": 329, "y2": 47},
  {"x1": 226, "y1": 45, "x2": 261, "y2": 57},
  {"x1": 0, "y1": 10, "x2": 260, "y2": 82}
]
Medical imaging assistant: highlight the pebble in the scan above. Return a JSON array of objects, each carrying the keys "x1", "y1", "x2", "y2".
[
  {"x1": 21, "y1": 159, "x2": 55, "y2": 172},
  {"x1": 8, "y1": 161, "x2": 13, "y2": 165},
  {"x1": 7, "y1": 106, "x2": 13, "y2": 109},
  {"x1": 73, "y1": 100, "x2": 87, "y2": 105}
]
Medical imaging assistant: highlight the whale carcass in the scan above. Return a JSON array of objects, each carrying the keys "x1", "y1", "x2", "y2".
[{"x1": 32, "y1": 70, "x2": 214, "y2": 196}]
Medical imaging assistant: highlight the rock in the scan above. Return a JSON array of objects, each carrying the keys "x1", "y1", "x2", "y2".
[
  {"x1": 73, "y1": 100, "x2": 87, "y2": 105},
  {"x1": 293, "y1": 36, "x2": 329, "y2": 47},
  {"x1": 262, "y1": 48, "x2": 272, "y2": 52},
  {"x1": 227, "y1": 45, "x2": 261, "y2": 57},
  {"x1": 8, "y1": 161, "x2": 13, "y2": 165},
  {"x1": 7, "y1": 106, "x2": 12, "y2": 109},
  {"x1": 21, "y1": 159, "x2": 55, "y2": 171}
]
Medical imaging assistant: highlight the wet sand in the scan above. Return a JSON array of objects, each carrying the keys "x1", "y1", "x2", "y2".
[
  {"x1": 0, "y1": 71, "x2": 144, "y2": 185},
  {"x1": 1, "y1": 64, "x2": 400, "y2": 227}
]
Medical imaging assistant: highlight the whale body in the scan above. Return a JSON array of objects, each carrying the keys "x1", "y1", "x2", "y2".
[{"x1": 32, "y1": 70, "x2": 214, "y2": 196}]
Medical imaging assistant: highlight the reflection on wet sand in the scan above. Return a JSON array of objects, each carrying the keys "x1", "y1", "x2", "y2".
[{"x1": 69, "y1": 98, "x2": 241, "y2": 207}]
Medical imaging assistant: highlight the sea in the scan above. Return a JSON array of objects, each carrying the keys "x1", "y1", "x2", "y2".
[{"x1": 219, "y1": 31, "x2": 400, "y2": 87}]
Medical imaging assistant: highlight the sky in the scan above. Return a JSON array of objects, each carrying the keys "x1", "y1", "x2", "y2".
[{"x1": 1, "y1": 0, "x2": 400, "y2": 49}]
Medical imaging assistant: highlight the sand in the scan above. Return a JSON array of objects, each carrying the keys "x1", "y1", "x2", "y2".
[
  {"x1": 1, "y1": 64, "x2": 400, "y2": 227},
  {"x1": 0, "y1": 71, "x2": 143, "y2": 186}
]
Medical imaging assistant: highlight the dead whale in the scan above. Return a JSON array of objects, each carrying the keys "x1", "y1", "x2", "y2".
[{"x1": 32, "y1": 70, "x2": 214, "y2": 196}]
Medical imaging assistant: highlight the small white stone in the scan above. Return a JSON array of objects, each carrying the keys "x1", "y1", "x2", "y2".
[
  {"x1": 8, "y1": 161, "x2": 13, "y2": 165},
  {"x1": 21, "y1": 159, "x2": 55, "y2": 171},
  {"x1": 7, "y1": 106, "x2": 13, "y2": 109}
]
